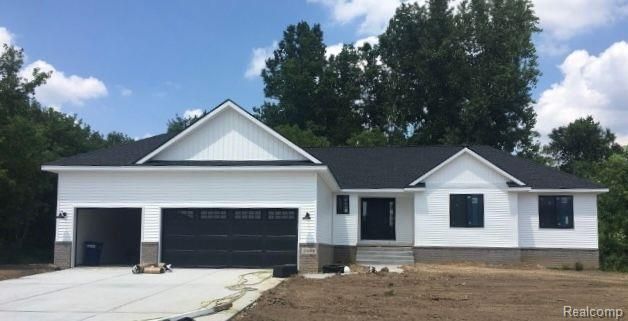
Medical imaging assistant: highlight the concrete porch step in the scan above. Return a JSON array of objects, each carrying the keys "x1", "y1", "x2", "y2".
[{"x1": 356, "y1": 246, "x2": 415, "y2": 266}]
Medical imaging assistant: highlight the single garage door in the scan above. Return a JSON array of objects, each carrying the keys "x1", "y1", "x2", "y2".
[{"x1": 161, "y1": 208, "x2": 298, "y2": 267}]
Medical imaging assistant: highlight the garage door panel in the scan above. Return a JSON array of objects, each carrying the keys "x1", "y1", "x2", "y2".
[{"x1": 161, "y1": 208, "x2": 297, "y2": 268}]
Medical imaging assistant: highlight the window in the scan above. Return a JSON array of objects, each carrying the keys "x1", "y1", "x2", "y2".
[
  {"x1": 539, "y1": 196, "x2": 574, "y2": 228},
  {"x1": 234, "y1": 209, "x2": 262, "y2": 220},
  {"x1": 268, "y1": 209, "x2": 297, "y2": 220},
  {"x1": 450, "y1": 194, "x2": 484, "y2": 227},
  {"x1": 199, "y1": 209, "x2": 227, "y2": 220},
  {"x1": 336, "y1": 195, "x2": 350, "y2": 214}
]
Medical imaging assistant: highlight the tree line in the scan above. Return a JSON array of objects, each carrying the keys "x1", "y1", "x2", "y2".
[{"x1": 0, "y1": 0, "x2": 626, "y2": 270}]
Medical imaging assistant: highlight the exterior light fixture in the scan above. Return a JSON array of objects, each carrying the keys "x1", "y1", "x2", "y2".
[
  {"x1": 57, "y1": 211, "x2": 67, "y2": 219},
  {"x1": 302, "y1": 212, "x2": 311, "y2": 220}
]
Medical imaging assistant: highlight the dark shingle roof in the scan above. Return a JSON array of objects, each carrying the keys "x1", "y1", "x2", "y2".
[
  {"x1": 44, "y1": 134, "x2": 604, "y2": 190},
  {"x1": 305, "y1": 146, "x2": 461, "y2": 189},
  {"x1": 45, "y1": 133, "x2": 176, "y2": 166}
]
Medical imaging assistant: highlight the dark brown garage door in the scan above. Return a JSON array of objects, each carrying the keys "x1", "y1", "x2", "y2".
[{"x1": 161, "y1": 208, "x2": 298, "y2": 267}]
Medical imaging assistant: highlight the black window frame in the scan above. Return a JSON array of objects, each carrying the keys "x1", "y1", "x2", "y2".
[
  {"x1": 449, "y1": 194, "x2": 484, "y2": 228},
  {"x1": 336, "y1": 195, "x2": 350, "y2": 214},
  {"x1": 539, "y1": 195, "x2": 574, "y2": 229}
]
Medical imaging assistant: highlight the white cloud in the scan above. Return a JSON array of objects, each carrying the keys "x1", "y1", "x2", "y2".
[
  {"x1": 309, "y1": 0, "x2": 402, "y2": 35},
  {"x1": 244, "y1": 41, "x2": 277, "y2": 79},
  {"x1": 0, "y1": 27, "x2": 14, "y2": 47},
  {"x1": 533, "y1": 0, "x2": 628, "y2": 40},
  {"x1": 120, "y1": 87, "x2": 133, "y2": 97},
  {"x1": 183, "y1": 108, "x2": 203, "y2": 119},
  {"x1": 19, "y1": 60, "x2": 108, "y2": 109},
  {"x1": 536, "y1": 41, "x2": 628, "y2": 144},
  {"x1": 326, "y1": 35, "x2": 378, "y2": 58}
]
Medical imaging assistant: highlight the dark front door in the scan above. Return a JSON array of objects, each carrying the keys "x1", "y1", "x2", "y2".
[
  {"x1": 161, "y1": 208, "x2": 298, "y2": 267},
  {"x1": 361, "y1": 198, "x2": 395, "y2": 240}
]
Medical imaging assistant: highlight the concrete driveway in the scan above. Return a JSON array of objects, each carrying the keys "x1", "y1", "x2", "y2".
[{"x1": 0, "y1": 267, "x2": 281, "y2": 321}]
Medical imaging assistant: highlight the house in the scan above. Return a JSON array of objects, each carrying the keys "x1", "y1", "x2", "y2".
[{"x1": 42, "y1": 100, "x2": 607, "y2": 273}]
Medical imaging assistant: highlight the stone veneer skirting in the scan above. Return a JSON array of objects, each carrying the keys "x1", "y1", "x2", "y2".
[
  {"x1": 413, "y1": 247, "x2": 599, "y2": 269},
  {"x1": 54, "y1": 242, "x2": 72, "y2": 268},
  {"x1": 140, "y1": 242, "x2": 159, "y2": 265}
]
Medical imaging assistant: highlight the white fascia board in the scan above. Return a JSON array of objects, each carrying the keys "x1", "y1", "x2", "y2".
[
  {"x1": 408, "y1": 148, "x2": 525, "y2": 186},
  {"x1": 41, "y1": 165, "x2": 328, "y2": 173},
  {"x1": 340, "y1": 188, "x2": 407, "y2": 193},
  {"x1": 529, "y1": 188, "x2": 609, "y2": 193},
  {"x1": 318, "y1": 169, "x2": 341, "y2": 191},
  {"x1": 135, "y1": 100, "x2": 322, "y2": 164},
  {"x1": 403, "y1": 187, "x2": 426, "y2": 192}
]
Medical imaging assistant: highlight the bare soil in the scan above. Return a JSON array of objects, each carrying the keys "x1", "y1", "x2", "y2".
[
  {"x1": 236, "y1": 263, "x2": 628, "y2": 321},
  {"x1": 0, "y1": 264, "x2": 57, "y2": 281}
]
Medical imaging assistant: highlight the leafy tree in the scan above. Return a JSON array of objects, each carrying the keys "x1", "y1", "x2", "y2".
[
  {"x1": 544, "y1": 116, "x2": 622, "y2": 173},
  {"x1": 167, "y1": 111, "x2": 207, "y2": 133},
  {"x1": 104, "y1": 131, "x2": 134, "y2": 146},
  {"x1": 585, "y1": 149, "x2": 628, "y2": 271},
  {"x1": 346, "y1": 129, "x2": 388, "y2": 147},
  {"x1": 456, "y1": 0, "x2": 540, "y2": 153},
  {"x1": 0, "y1": 45, "x2": 122, "y2": 261},
  {"x1": 255, "y1": 22, "x2": 362, "y2": 145},
  {"x1": 256, "y1": 22, "x2": 327, "y2": 129},
  {"x1": 274, "y1": 124, "x2": 330, "y2": 147}
]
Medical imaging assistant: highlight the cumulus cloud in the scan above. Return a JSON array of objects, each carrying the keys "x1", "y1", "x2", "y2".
[
  {"x1": 309, "y1": 0, "x2": 402, "y2": 35},
  {"x1": 326, "y1": 35, "x2": 379, "y2": 58},
  {"x1": 244, "y1": 41, "x2": 277, "y2": 79},
  {"x1": 534, "y1": 0, "x2": 628, "y2": 40},
  {"x1": 0, "y1": 27, "x2": 14, "y2": 47},
  {"x1": 19, "y1": 60, "x2": 108, "y2": 109},
  {"x1": 183, "y1": 108, "x2": 204, "y2": 119},
  {"x1": 535, "y1": 41, "x2": 628, "y2": 144}
]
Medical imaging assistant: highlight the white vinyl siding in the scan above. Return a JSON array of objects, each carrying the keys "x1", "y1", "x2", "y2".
[
  {"x1": 332, "y1": 194, "x2": 359, "y2": 245},
  {"x1": 414, "y1": 153, "x2": 517, "y2": 247},
  {"x1": 154, "y1": 108, "x2": 306, "y2": 161},
  {"x1": 518, "y1": 193, "x2": 598, "y2": 249},
  {"x1": 55, "y1": 171, "x2": 317, "y2": 244},
  {"x1": 316, "y1": 176, "x2": 333, "y2": 244}
]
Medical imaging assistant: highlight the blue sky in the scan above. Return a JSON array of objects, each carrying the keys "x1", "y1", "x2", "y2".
[{"x1": 1, "y1": 0, "x2": 627, "y2": 143}]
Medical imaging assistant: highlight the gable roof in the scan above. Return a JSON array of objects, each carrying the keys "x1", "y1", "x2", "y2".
[
  {"x1": 407, "y1": 147, "x2": 525, "y2": 186},
  {"x1": 44, "y1": 139, "x2": 605, "y2": 190},
  {"x1": 135, "y1": 99, "x2": 322, "y2": 164}
]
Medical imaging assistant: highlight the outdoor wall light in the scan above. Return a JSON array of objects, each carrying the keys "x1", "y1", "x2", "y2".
[
  {"x1": 57, "y1": 211, "x2": 67, "y2": 219},
  {"x1": 302, "y1": 212, "x2": 311, "y2": 220}
]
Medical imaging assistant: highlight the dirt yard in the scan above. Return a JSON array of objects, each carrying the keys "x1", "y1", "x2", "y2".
[
  {"x1": 0, "y1": 264, "x2": 57, "y2": 281},
  {"x1": 236, "y1": 264, "x2": 628, "y2": 321}
]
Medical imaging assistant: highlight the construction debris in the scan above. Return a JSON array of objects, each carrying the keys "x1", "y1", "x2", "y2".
[{"x1": 132, "y1": 263, "x2": 172, "y2": 274}]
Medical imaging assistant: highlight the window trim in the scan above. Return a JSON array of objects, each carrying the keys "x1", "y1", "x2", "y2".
[
  {"x1": 538, "y1": 195, "x2": 574, "y2": 229},
  {"x1": 336, "y1": 195, "x2": 350, "y2": 214},
  {"x1": 449, "y1": 194, "x2": 484, "y2": 228}
]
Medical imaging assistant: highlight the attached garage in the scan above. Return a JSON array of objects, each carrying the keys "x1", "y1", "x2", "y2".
[
  {"x1": 74, "y1": 208, "x2": 142, "y2": 266},
  {"x1": 161, "y1": 208, "x2": 298, "y2": 267}
]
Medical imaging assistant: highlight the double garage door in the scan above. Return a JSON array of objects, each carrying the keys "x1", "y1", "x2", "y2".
[{"x1": 161, "y1": 208, "x2": 298, "y2": 267}]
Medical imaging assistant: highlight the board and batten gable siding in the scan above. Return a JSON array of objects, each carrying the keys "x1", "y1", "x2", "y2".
[
  {"x1": 153, "y1": 108, "x2": 306, "y2": 161},
  {"x1": 316, "y1": 176, "x2": 333, "y2": 244},
  {"x1": 518, "y1": 193, "x2": 598, "y2": 249},
  {"x1": 414, "y1": 152, "x2": 518, "y2": 247},
  {"x1": 54, "y1": 171, "x2": 318, "y2": 244}
]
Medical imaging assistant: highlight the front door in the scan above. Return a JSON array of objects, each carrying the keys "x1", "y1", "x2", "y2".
[{"x1": 361, "y1": 198, "x2": 395, "y2": 240}]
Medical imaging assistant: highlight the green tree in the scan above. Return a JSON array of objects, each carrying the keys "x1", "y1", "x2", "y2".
[
  {"x1": 586, "y1": 150, "x2": 628, "y2": 271},
  {"x1": 255, "y1": 22, "x2": 362, "y2": 145},
  {"x1": 167, "y1": 111, "x2": 207, "y2": 133},
  {"x1": 104, "y1": 131, "x2": 134, "y2": 146},
  {"x1": 346, "y1": 129, "x2": 388, "y2": 147},
  {"x1": 256, "y1": 22, "x2": 327, "y2": 129},
  {"x1": 0, "y1": 45, "x2": 119, "y2": 261},
  {"x1": 274, "y1": 124, "x2": 330, "y2": 147},
  {"x1": 457, "y1": 0, "x2": 540, "y2": 153},
  {"x1": 544, "y1": 116, "x2": 622, "y2": 173}
]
